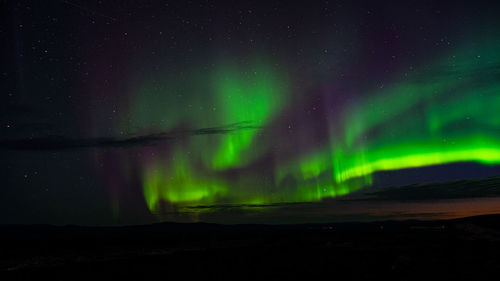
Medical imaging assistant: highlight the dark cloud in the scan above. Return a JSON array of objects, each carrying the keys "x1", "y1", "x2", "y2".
[
  {"x1": 182, "y1": 201, "x2": 309, "y2": 210},
  {"x1": 0, "y1": 122, "x2": 261, "y2": 151},
  {"x1": 0, "y1": 104, "x2": 42, "y2": 116},
  {"x1": 193, "y1": 121, "x2": 261, "y2": 135},
  {"x1": 3, "y1": 122, "x2": 54, "y2": 132}
]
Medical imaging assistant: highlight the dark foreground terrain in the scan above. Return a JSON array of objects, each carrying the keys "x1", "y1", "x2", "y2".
[{"x1": 2, "y1": 215, "x2": 500, "y2": 280}]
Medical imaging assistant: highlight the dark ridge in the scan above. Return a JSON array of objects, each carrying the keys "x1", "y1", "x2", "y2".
[{"x1": 3, "y1": 214, "x2": 500, "y2": 280}]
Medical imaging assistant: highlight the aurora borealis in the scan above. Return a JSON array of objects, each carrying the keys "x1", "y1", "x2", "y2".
[
  {"x1": 134, "y1": 39, "x2": 500, "y2": 213},
  {"x1": 3, "y1": 0, "x2": 500, "y2": 225}
]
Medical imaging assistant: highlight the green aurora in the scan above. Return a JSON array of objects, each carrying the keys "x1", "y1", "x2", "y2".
[{"x1": 132, "y1": 41, "x2": 500, "y2": 213}]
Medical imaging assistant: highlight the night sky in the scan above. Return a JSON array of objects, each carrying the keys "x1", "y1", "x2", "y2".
[{"x1": 2, "y1": 0, "x2": 500, "y2": 225}]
